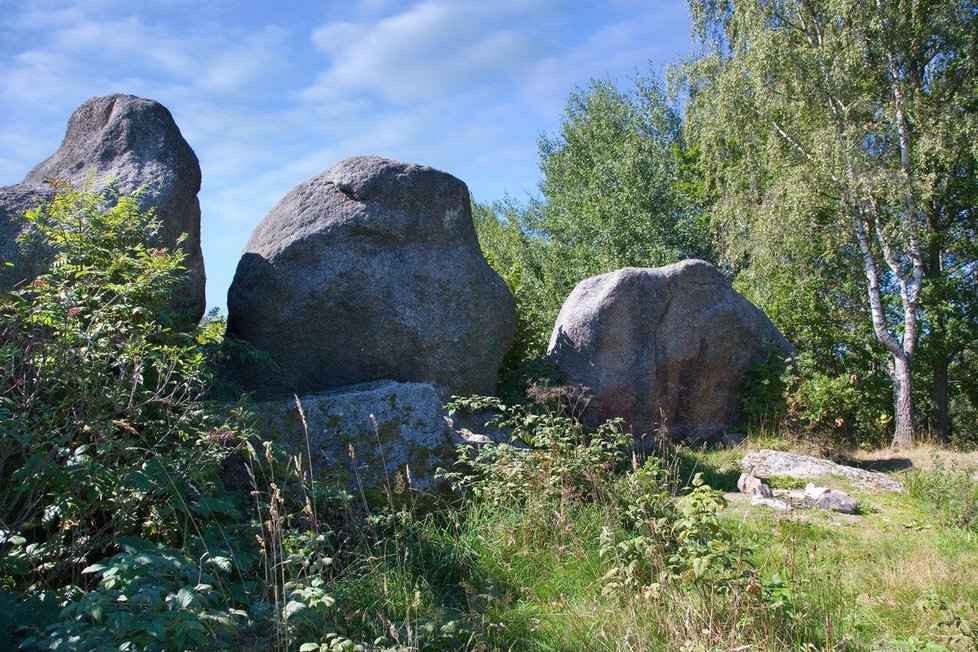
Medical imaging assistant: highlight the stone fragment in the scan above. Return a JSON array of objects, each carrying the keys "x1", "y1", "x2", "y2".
[
  {"x1": 741, "y1": 449, "x2": 903, "y2": 492},
  {"x1": 804, "y1": 484, "x2": 829, "y2": 501},
  {"x1": 738, "y1": 473, "x2": 773, "y2": 498},
  {"x1": 814, "y1": 490, "x2": 858, "y2": 515},
  {"x1": 751, "y1": 495, "x2": 792, "y2": 511}
]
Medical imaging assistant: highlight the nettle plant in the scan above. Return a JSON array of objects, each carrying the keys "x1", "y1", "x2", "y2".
[
  {"x1": 0, "y1": 182, "x2": 241, "y2": 596},
  {"x1": 442, "y1": 387, "x2": 630, "y2": 514}
]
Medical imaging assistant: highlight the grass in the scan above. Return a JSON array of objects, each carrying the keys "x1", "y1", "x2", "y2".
[
  {"x1": 50, "y1": 418, "x2": 966, "y2": 652},
  {"x1": 311, "y1": 436, "x2": 978, "y2": 651}
]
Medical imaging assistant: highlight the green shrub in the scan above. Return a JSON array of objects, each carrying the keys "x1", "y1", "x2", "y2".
[
  {"x1": 904, "y1": 462, "x2": 978, "y2": 533},
  {"x1": 442, "y1": 388, "x2": 630, "y2": 517},
  {"x1": 19, "y1": 538, "x2": 244, "y2": 651},
  {"x1": 742, "y1": 350, "x2": 893, "y2": 447},
  {"x1": 741, "y1": 349, "x2": 795, "y2": 429},
  {"x1": 0, "y1": 183, "x2": 264, "y2": 648},
  {"x1": 0, "y1": 183, "x2": 247, "y2": 594}
]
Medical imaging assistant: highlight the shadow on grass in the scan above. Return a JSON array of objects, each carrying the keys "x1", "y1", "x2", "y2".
[
  {"x1": 838, "y1": 456, "x2": 914, "y2": 474},
  {"x1": 669, "y1": 448, "x2": 743, "y2": 492}
]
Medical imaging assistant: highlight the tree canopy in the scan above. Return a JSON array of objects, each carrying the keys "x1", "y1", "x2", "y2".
[{"x1": 680, "y1": 0, "x2": 978, "y2": 446}]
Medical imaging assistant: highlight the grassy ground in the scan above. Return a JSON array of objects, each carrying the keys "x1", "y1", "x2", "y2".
[{"x1": 321, "y1": 440, "x2": 978, "y2": 651}]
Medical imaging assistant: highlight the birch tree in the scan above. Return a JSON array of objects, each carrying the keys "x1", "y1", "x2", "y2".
[{"x1": 681, "y1": 0, "x2": 978, "y2": 446}]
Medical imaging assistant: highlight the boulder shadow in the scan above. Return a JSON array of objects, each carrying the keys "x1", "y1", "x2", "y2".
[{"x1": 838, "y1": 456, "x2": 914, "y2": 473}]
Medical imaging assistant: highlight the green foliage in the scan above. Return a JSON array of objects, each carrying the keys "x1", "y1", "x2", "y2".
[
  {"x1": 600, "y1": 462, "x2": 754, "y2": 604},
  {"x1": 740, "y1": 350, "x2": 795, "y2": 428},
  {"x1": 742, "y1": 348, "x2": 895, "y2": 447},
  {"x1": 0, "y1": 183, "x2": 243, "y2": 595},
  {"x1": 473, "y1": 73, "x2": 714, "y2": 398},
  {"x1": 471, "y1": 200, "x2": 556, "y2": 400},
  {"x1": 904, "y1": 462, "x2": 978, "y2": 534},
  {"x1": 945, "y1": 349, "x2": 978, "y2": 449},
  {"x1": 536, "y1": 74, "x2": 713, "y2": 277},
  {"x1": 20, "y1": 539, "x2": 243, "y2": 651},
  {"x1": 786, "y1": 353, "x2": 892, "y2": 447},
  {"x1": 0, "y1": 184, "x2": 354, "y2": 651},
  {"x1": 681, "y1": 0, "x2": 978, "y2": 446},
  {"x1": 764, "y1": 476, "x2": 807, "y2": 491},
  {"x1": 443, "y1": 388, "x2": 630, "y2": 515}
]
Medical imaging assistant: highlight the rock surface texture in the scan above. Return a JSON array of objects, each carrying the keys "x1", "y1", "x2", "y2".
[
  {"x1": 741, "y1": 449, "x2": 904, "y2": 492},
  {"x1": 253, "y1": 381, "x2": 469, "y2": 493},
  {"x1": 547, "y1": 260, "x2": 793, "y2": 442},
  {"x1": 814, "y1": 490, "x2": 859, "y2": 514},
  {"x1": 226, "y1": 155, "x2": 515, "y2": 400},
  {"x1": 737, "y1": 473, "x2": 773, "y2": 498},
  {"x1": 0, "y1": 186, "x2": 53, "y2": 291},
  {"x1": 0, "y1": 94, "x2": 205, "y2": 325}
]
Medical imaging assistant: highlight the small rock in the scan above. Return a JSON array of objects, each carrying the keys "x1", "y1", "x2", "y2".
[
  {"x1": 721, "y1": 432, "x2": 748, "y2": 447},
  {"x1": 815, "y1": 490, "x2": 858, "y2": 514},
  {"x1": 455, "y1": 426, "x2": 493, "y2": 446},
  {"x1": 738, "y1": 473, "x2": 773, "y2": 498},
  {"x1": 751, "y1": 495, "x2": 792, "y2": 511},
  {"x1": 804, "y1": 484, "x2": 829, "y2": 501},
  {"x1": 778, "y1": 489, "x2": 807, "y2": 502}
]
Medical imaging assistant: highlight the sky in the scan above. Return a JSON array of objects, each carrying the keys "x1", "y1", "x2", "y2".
[{"x1": 0, "y1": 0, "x2": 693, "y2": 312}]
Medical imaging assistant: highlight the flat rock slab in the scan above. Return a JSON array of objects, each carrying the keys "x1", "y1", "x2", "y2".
[
  {"x1": 253, "y1": 380, "x2": 464, "y2": 494},
  {"x1": 741, "y1": 449, "x2": 903, "y2": 492}
]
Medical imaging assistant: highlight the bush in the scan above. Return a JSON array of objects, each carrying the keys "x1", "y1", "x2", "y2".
[
  {"x1": 0, "y1": 183, "x2": 245, "y2": 593},
  {"x1": 904, "y1": 462, "x2": 978, "y2": 534},
  {"x1": 442, "y1": 387, "x2": 630, "y2": 517},
  {"x1": 742, "y1": 350, "x2": 892, "y2": 447}
]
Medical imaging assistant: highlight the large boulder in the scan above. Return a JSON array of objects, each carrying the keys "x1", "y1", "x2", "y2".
[
  {"x1": 0, "y1": 94, "x2": 205, "y2": 325},
  {"x1": 547, "y1": 260, "x2": 793, "y2": 442},
  {"x1": 226, "y1": 155, "x2": 515, "y2": 400},
  {"x1": 252, "y1": 381, "x2": 470, "y2": 494}
]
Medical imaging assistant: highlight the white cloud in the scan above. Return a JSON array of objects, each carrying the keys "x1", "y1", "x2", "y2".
[
  {"x1": 303, "y1": 0, "x2": 557, "y2": 104},
  {"x1": 1, "y1": 0, "x2": 693, "y2": 311}
]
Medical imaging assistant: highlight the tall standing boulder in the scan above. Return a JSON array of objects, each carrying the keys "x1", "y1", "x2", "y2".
[
  {"x1": 547, "y1": 260, "x2": 793, "y2": 442},
  {"x1": 0, "y1": 94, "x2": 205, "y2": 325},
  {"x1": 226, "y1": 155, "x2": 516, "y2": 399}
]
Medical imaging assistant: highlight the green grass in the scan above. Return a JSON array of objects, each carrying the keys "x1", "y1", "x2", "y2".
[{"x1": 312, "y1": 438, "x2": 978, "y2": 651}]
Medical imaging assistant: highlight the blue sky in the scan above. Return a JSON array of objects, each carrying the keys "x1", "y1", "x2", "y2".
[{"x1": 0, "y1": 0, "x2": 692, "y2": 312}]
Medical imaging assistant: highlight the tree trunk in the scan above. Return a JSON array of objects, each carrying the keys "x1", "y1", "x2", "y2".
[
  {"x1": 891, "y1": 353, "x2": 915, "y2": 448},
  {"x1": 932, "y1": 354, "x2": 950, "y2": 444},
  {"x1": 923, "y1": 212, "x2": 950, "y2": 445}
]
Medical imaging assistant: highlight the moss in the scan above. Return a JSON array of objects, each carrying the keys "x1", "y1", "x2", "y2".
[
  {"x1": 767, "y1": 475, "x2": 808, "y2": 490},
  {"x1": 376, "y1": 418, "x2": 403, "y2": 444}
]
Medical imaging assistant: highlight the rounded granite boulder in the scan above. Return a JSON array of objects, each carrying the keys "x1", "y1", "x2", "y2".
[
  {"x1": 1, "y1": 94, "x2": 205, "y2": 325},
  {"x1": 547, "y1": 260, "x2": 794, "y2": 442},
  {"x1": 226, "y1": 155, "x2": 516, "y2": 399}
]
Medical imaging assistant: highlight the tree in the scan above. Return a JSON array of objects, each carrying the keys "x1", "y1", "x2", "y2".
[
  {"x1": 475, "y1": 73, "x2": 714, "y2": 395},
  {"x1": 681, "y1": 0, "x2": 978, "y2": 446},
  {"x1": 535, "y1": 74, "x2": 712, "y2": 281}
]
